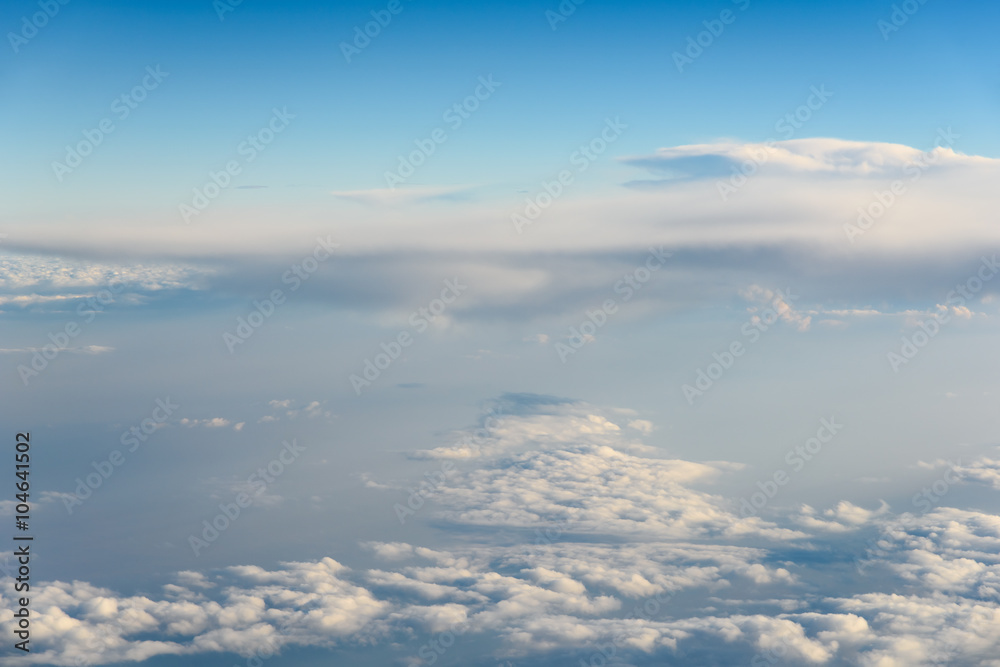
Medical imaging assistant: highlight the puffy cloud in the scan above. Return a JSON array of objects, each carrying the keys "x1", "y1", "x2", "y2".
[
  {"x1": 364, "y1": 542, "x2": 416, "y2": 561},
  {"x1": 951, "y1": 456, "x2": 1000, "y2": 490},
  {"x1": 794, "y1": 501, "x2": 890, "y2": 532},
  {"x1": 432, "y1": 443, "x2": 803, "y2": 541},
  {"x1": 11, "y1": 398, "x2": 1000, "y2": 665},
  {"x1": 741, "y1": 284, "x2": 812, "y2": 332},
  {"x1": 0, "y1": 253, "x2": 208, "y2": 320},
  {"x1": 399, "y1": 401, "x2": 796, "y2": 540}
]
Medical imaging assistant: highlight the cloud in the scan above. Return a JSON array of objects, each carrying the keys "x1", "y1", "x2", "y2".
[
  {"x1": 430, "y1": 441, "x2": 800, "y2": 542},
  {"x1": 330, "y1": 184, "x2": 476, "y2": 205},
  {"x1": 1, "y1": 139, "x2": 998, "y2": 326},
  {"x1": 621, "y1": 137, "x2": 996, "y2": 184},
  {"x1": 941, "y1": 455, "x2": 1000, "y2": 490},
  {"x1": 363, "y1": 542, "x2": 416, "y2": 561},
  {"x1": 0, "y1": 492, "x2": 68, "y2": 516},
  {"x1": 0, "y1": 254, "x2": 208, "y2": 292},
  {"x1": 255, "y1": 399, "x2": 333, "y2": 423},
  {"x1": 741, "y1": 284, "x2": 812, "y2": 332},
  {"x1": 179, "y1": 418, "x2": 230, "y2": 428},
  {"x1": 627, "y1": 419, "x2": 654, "y2": 434},
  {"x1": 400, "y1": 399, "x2": 801, "y2": 542},
  {"x1": 8, "y1": 397, "x2": 1000, "y2": 665},
  {"x1": 0, "y1": 558, "x2": 388, "y2": 666},
  {"x1": 793, "y1": 501, "x2": 890, "y2": 533},
  {"x1": 0, "y1": 345, "x2": 114, "y2": 355},
  {"x1": 0, "y1": 294, "x2": 80, "y2": 307},
  {"x1": 409, "y1": 397, "x2": 635, "y2": 460}
]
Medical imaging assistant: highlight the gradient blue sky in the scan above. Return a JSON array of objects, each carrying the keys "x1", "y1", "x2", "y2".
[
  {"x1": 3, "y1": 1, "x2": 1000, "y2": 665},
  {"x1": 3, "y1": 0, "x2": 999, "y2": 216}
]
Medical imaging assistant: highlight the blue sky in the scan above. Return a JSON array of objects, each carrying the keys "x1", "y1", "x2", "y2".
[
  {"x1": 3, "y1": 0, "x2": 1000, "y2": 665},
  {"x1": 3, "y1": 0, "x2": 999, "y2": 213}
]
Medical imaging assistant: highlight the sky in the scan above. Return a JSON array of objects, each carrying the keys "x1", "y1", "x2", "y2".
[{"x1": 2, "y1": 0, "x2": 1000, "y2": 665}]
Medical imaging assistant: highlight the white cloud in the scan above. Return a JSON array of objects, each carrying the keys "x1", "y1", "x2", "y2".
[
  {"x1": 4, "y1": 139, "x2": 1000, "y2": 326},
  {"x1": 11, "y1": 398, "x2": 1000, "y2": 665},
  {"x1": 625, "y1": 137, "x2": 995, "y2": 179},
  {"x1": 179, "y1": 418, "x2": 230, "y2": 428},
  {"x1": 741, "y1": 285, "x2": 812, "y2": 332},
  {"x1": 627, "y1": 419, "x2": 654, "y2": 434}
]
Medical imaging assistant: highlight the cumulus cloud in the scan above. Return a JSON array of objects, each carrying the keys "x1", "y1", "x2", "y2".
[
  {"x1": 9, "y1": 398, "x2": 1000, "y2": 665},
  {"x1": 430, "y1": 443, "x2": 803, "y2": 541},
  {"x1": 410, "y1": 394, "x2": 650, "y2": 461},
  {"x1": 0, "y1": 254, "x2": 207, "y2": 294},
  {"x1": 0, "y1": 558, "x2": 387, "y2": 666},
  {"x1": 951, "y1": 455, "x2": 1000, "y2": 490},
  {"x1": 741, "y1": 284, "x2": 812, "y2": 332}
]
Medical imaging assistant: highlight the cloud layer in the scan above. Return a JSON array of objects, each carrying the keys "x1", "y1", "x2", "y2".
[
  {"x1": 8, "y1": 396, "x2": 1000, "y2": 665},
  {"x1": 3, "y1": 138, "x2": 999, "y2": 327}
]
